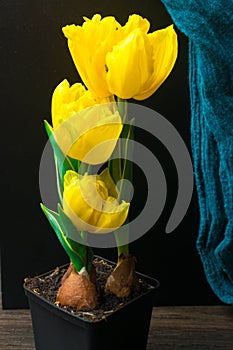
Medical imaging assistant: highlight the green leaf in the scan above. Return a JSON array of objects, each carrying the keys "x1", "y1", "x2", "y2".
[
  {"x1": 40, "y1": 203, "x2": 85, "y2": 273},
  {"x1": 57, "y1": 205, "x2": 86, "y2": 257},
  {"x1": 86, "y1": 247, "x2": 94, "y2": 276},
  {"x1": 54, "y1": 158, "x2": 63, "y2": 203},
  {"x1": 67, "y1": 155, "x2": 80, "y2": 175},
  {"x1": 57, "y1": 204, "x2": 94, "y2": 275},
  {"x1": 44, "y1": 120, "x2": 80, "y2": 195}
]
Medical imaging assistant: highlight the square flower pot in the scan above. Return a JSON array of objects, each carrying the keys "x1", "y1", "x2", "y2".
[{"x1": 24, "y1": 256, "x2": 159, "y2": 350}]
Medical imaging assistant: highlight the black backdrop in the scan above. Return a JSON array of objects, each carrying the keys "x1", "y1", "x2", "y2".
[{"x1": 0, "y1": 0, "x2": 222, "y2": 308}]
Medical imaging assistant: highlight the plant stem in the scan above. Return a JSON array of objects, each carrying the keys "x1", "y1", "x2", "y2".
[
  {"x1": 115, "y1": 97, "x2": 131, "y2": 261},
  {"x1": 117, "y1": 244, "x2": 129, "y2": 260},
  {"x1": 115, "y1": 226, "x2": 129, "y2": 260}
]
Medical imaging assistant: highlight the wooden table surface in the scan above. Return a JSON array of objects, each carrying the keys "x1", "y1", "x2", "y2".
[{"x1": 1, "y1": 301, "x2": 233, "y2": 350}]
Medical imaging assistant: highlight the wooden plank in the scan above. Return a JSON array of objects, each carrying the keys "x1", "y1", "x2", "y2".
[
  {"x1": 1, "y1": 297, "x2": 233, "y2": 349},
  {"x1": 0, "y1": 308, "x2": 35, "y2": 349},
  {"x1": 148, "y1": 305, "x2": 233, "y2": 350}
]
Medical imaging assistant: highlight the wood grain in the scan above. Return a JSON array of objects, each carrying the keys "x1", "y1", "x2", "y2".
[
  {"x1": 148, "y1": 305, "x2": 233, "y2": 349},
  {"x1": 1, "y1": 296, "x2": 233, "y2": 349}
]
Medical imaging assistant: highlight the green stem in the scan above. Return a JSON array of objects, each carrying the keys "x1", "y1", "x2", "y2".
[
  {"x1": 115, "y1": 229, "x2": 129, "y2": 264},
  {"x1": 114, "y1": 97, "x2": 131, "y2": 262},
  {"x1": 117, "y1": 97, "x2": 127, "y2": 181},
  {"x1": 117, "y1": 97, "x2": 128, "y2": 123},
  {"x1": 80, "y1": 230, "x2": 87, "y2": 243},
  {"x1": 117, "y1": 244, "x2": 129, "y2": 260},
  {"x1": 117, "y1": 97, "x2": 128, "y2": 196}
]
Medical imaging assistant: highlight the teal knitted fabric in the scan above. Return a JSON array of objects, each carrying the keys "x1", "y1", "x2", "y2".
[{"x1": 160, "y1": 0, "x2": 233, "y2": 303}]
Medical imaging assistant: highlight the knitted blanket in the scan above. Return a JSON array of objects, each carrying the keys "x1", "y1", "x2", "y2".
[{"x1": 160, "y1": 0, "x2": 233, "y2": 303}]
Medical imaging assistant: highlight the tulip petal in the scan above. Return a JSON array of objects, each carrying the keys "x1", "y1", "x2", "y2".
[
  {"x1": 97, "y1": 167, "x2": 118, "y2": 198},
  {"x1": 63, "y1": 171, "x2": 103, "y2": 229},
  {"x1": 51, "y1": 79, "x2": 121, "y2": 164},
  {"x1": 95, "y1": 199, "x2": 130, "y2": 233},
  {"x1": 134, "y1": 24, "x2": 178, "y2": 100},
  {"x1": 63, "y1": 169, "x2": 130, "y2": 234},
  {"x1": 106, "y1": 29, "x2": 153, "y2": 99},
  {"x1": 62, "y1": 15, "x2": 121, "y2": 98},
  {"x1": 51, "y1": 79, "x2": 94, "y2": 128},
  {"x1": 56, "y1": 105, "x2": 122, "y2": 164},
  {"x1": 122, "y1": 14, "x2": 150, "y2": 36}
]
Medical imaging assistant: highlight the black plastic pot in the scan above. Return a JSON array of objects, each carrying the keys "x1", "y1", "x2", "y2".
[{"x1": 24, "y1": 256, "x2": 160, "y2": 350}]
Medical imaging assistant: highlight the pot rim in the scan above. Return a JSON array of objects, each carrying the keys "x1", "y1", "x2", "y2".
[{"x1": 23, "y1": 255, "x2": 160, "y2": 326}]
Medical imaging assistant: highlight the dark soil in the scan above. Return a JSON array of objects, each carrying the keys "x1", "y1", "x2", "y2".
[{"x1": 24, "y1": 257, "x2": 154, "y2": 322}]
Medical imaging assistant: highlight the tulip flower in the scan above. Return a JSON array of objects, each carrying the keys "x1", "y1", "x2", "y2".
[
  {"x1": 106, "y1": 24, "x2": 178, "y2": 100},
  {"x1": 62, "y1": 15, "x2": 122, "y2": 98},
  {"x1": 51, "y1": 79, "x2": 122, "y2": 164},
  {"x1": 63, "y1": 168, "x2": 130, "y2": 233},
  {"x1": 51, "y1": 79, "x2": 98, "y2": 129},
  {"x1": 62, "y1": 14, "x2": 178, "y2": 100}
]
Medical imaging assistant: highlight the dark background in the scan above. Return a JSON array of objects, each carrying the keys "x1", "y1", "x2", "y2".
[{"x1": 0, "y1": 0, "x2": 222, "y2": 308}]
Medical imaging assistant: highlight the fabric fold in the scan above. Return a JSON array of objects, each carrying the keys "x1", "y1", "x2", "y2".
[{"x1": 160, "y1": 0, "x2": 233, "y2": 303}]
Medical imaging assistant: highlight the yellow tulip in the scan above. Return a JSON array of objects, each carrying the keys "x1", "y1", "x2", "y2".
[
  {"x1": 106, "y1": 24, "x2": 178, "y2": 100},
  {"x1": 51, "y1": 79, "x2": 122, "y2": 164},
  {"x1": 62, "y1": 14, "x2": 122, "y2": 98},
  {"x1": 121, "y1": 13, "x2": 150, "y2": 37},
  {"x1": 62, "y1": 14, "x2": 178, "y2": 100},
  {"x1": 52, "y1": 79, "x2": 97, "y2": 129},
  {"x1": 63, "y1": 168, "x2": 130, "y2": 233}
]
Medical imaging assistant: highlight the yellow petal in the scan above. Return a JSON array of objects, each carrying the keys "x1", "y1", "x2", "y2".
[
  {"x1": 69, "y1": 122, "x2": 122, "y2": 165},
  {"x1": 62, "y1": 15, "x2": 121, "y2": 98},
  {"x1": 56, "y1": 103, "x2": 122, "y2": 164},
  {"x1": 51, "y1": 80, "x2": 120, "y2": 164},
  {"x1": 63, "y1": 171, "x2": 103, "y2": 230},
  {"x1": 97, "y1": 167, "x2": 118, "y2": 198},
  {"x1": 134, "y1": 24, "x2": 178, "y2": 100},
  {"x1": 95, "y1": 199, "x2": 130, "y2": 233},
  {"x1": 121, "y1": 14, "x2": 150, "y2": 37},
  {"x1": 63, "y1": 173, "x2": 94, "y2": 230},
  {"x1": 51, "y1": 79, "x2": 92, "y2": 129},
  {"x1": 63, "y1": 169, "x2": 130, "y2": 234},
  {"x1": 106, "y1": 29, "x2": 153, "y2": 99}
]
